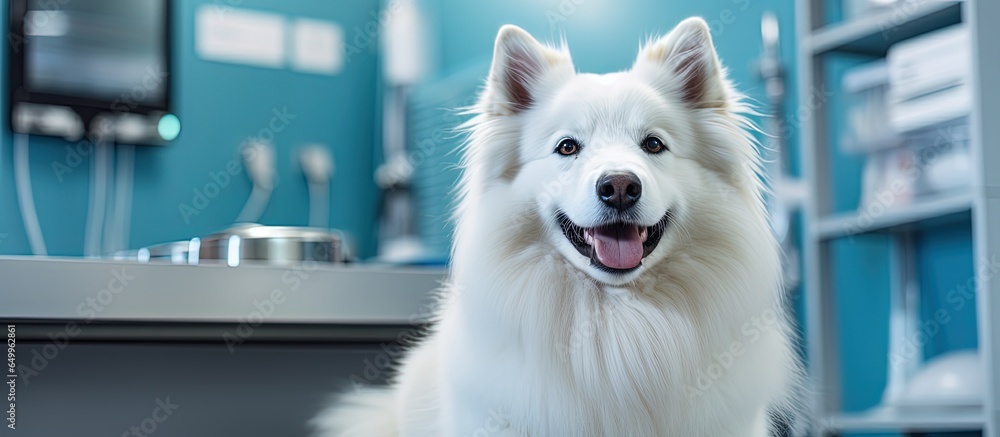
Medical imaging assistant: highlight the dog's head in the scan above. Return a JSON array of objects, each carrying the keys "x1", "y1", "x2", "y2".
[{"x1": 462, "y1": 18, "x2": 764, "y2": 286}]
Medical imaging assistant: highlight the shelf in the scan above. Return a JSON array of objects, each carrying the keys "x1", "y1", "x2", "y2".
[
  {"x1": 809, "y1": 1, "x2": 962, "y2": 56},
  {"x1": 798, "y1": 0, "x2": 1000, "y2": 435},
  {"x1": 813, "y1": 192, "x2": 972, "y2": 240},
  {"x1": 825, "y1": 405, "x2": 984, "y2": 432}
]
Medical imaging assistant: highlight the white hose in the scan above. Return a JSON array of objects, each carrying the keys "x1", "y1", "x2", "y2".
[
  {"x1": 308, "y1": 180, "x2": 329, "y2": 228},
  {"x1": 236, "y1": 141, "x2": 275, "y2": 224},
  {"x1": 235, "y1": 184, "x2": 272, "y2": 224},
  {"x1": 110, "y1": 144, "x2": 135, "y2": 252},
  {"x1": 13, "y1": 133, "x2": 47, "y2": 256},
  {"x1": 299, "y1": 145, "x2": 334, "y2": 229},
  {"x1": 85, "y1": 138, "x2": 110, "y2": 257},
  {"x1": 101, "y1": 143, "x2": 117, "y2": 255}
]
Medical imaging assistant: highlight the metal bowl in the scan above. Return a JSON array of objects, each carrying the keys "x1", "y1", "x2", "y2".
[{"x1": 198, "y1": 224, "x2": 347, "y2": 266}]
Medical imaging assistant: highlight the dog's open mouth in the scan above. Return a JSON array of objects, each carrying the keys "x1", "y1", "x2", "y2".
[{"x1": 556, "y1": 211, "x2": 670, "y2": 273}]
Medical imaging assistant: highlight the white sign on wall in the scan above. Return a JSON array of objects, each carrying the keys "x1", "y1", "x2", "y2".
[
  {"x1": 195, "y1": 6, "x2": 345, "y2": 76},
  {"x1": 195, "y1": 5, "x2": 285, "y2": 69},
  {"x1": 291, "y1": 19, "x2": 344, "y2": 76}
]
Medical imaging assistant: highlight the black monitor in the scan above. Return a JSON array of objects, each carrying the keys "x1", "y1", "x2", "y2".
[{"x1": 8, "y1": 0, "x2": 177, "y2": 144}]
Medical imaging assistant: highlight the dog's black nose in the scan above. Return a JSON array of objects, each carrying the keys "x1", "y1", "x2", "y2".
[{"x1": 596, "y1": 172, "x2": 642, "y2": 211}]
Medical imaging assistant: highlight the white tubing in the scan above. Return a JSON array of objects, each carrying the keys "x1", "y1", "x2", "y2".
[
  {"x1": 85, "y1": 139, "x2": 109, "y2": 257},
  {"x1": 236, "y1": 141, "x2": 275, "y2": 224},
  {"x1": 101, "y1": 143, "x2": 117, "y2": 255},
  {"x1": 110, "y1": 144, "x2": 135, "y2": 252},
  {"x1": 299, "y1": 145, "x2": 334, "y2": 229},
  {"x1": 235, "y1": 184, "x2": 272, "y2": 224},
  {"x1": 13, "y1": 133, "x2": 47, "y2": 256},
  {"x1": 308, "y1": 180, "x2": 329, "y2": 228}
]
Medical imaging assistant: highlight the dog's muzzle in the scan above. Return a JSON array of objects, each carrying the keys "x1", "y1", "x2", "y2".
[{"x1": 556, "y1": 211, "x2": 670, "y2": 273}]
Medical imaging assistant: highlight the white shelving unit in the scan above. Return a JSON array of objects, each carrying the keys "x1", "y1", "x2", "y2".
[
  {"x1": 813, "y1": 192, "x2": 973, "y2": 240},
  {"x1": 796, "y1": 0, "x2": 1000, "y2": 435},
  {"x1": 827, "y1": 405, "x2": 984, "y2": 432}
]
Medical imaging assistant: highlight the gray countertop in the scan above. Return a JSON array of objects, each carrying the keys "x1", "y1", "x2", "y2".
[
  {"x1": 0, "y1": 260, "x2": 445, "y2": 435},
  {"x1": 0, "y1": 256, "x2": 446, "y2": 328}
]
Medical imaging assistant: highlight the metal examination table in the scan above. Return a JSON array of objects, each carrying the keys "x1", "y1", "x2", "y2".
[{"x1": 0, "y1": 256, "x2": 445, "y2": 437}]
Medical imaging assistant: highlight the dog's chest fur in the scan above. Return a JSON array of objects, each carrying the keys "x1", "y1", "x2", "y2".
[{"x1": 433, "y1": 236, "x2": 788, "y2": 437}]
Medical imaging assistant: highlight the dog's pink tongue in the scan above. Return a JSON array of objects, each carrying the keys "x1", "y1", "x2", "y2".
[{"x1": 592, "y1": 225, "x2": 644, "y2": 269}]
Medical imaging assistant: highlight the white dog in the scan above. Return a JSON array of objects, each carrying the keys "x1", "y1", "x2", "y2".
[{"x1": 313, "y1": 17, "x2": 800, "y2": 436}]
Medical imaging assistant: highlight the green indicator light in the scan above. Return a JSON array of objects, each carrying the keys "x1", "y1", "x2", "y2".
[{"x1": 158, "y1": 113, "x2": 181, "y2": 141}]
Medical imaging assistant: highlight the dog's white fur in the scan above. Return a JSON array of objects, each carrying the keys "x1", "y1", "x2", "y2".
[{"x1": 313, "y1": 18, "x2": 800, "y2": 436}]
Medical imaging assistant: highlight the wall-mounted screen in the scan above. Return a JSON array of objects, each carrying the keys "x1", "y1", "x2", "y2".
[{"x1": 8, "y1": 0, "x2": 173, "y2": 142}]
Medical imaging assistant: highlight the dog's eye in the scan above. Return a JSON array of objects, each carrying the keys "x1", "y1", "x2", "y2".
[
  {"x1": 555, "y1": 138, "x2": 580, "y2": 156},
  {"x1": 641, "y1": 136, "x2": 667, "y2": 154}
]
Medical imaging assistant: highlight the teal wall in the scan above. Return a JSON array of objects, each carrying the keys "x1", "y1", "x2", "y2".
[{"x1": 0, "y1": 0, "x2": 383, "y2": 258}]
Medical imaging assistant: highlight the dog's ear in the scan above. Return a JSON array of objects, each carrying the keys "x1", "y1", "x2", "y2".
[
  {"x1": 634, "y1": 17, "x2": 729, "y2": 109},
  {"x1": 485, "y1": 25, "x2": 572, "y2": 115}
]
